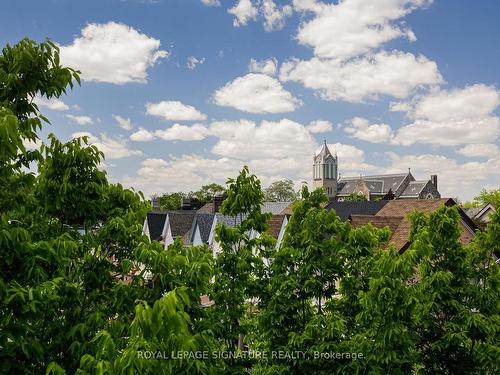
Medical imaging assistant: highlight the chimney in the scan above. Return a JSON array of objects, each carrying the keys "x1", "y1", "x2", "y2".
[
  {"x1": 181, "y1": 197, "x2": 192, "y2": 210},
  {"x1": 431, "y1": 175, "x2": 437, "y2": 189},
  {"x1": 213, "y1": 195, "x2": 225, "y2": 213},
  {"x1": 152, "y1": 196, "x2": 161, "y2": 210}
]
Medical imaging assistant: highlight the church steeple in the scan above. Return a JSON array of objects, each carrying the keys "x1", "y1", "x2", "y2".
[{"x1": 313, "y1": 140, "x2": 338, "y2": 200}]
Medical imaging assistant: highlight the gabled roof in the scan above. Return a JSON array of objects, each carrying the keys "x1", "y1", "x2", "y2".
[
  {"x1": 337, "y1": 173, "x2": 409, "y2": 195},
  {"x1": 192, "y1": 213, "x2": 216, "y2": 243},
  {"x1": 399, "y1": 180, "x2": 429, "y2": 197},
  {"x1": 474, "y1": 203, "x2": 496, "y2": 220},
  {"x1": 325, "y1": 201, "x2": 390, "y2": 221},
  {"x1": 146, "y1": 211, "x2": 168, "y2": 241},
  {"x1": 374, "y1": 199, "x2": 477, "y2": 250},
  {"x1": 167, "y1": 211, "x2": 197, "y2": 238}
]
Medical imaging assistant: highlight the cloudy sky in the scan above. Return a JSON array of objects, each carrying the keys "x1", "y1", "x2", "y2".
[{"x1": 3, "y1": 0, "x2": 499, "y2": 200}]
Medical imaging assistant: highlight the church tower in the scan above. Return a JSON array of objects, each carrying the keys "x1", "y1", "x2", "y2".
[{"x1": 313, "y1": 141, "x2": 338, "y2": 200}]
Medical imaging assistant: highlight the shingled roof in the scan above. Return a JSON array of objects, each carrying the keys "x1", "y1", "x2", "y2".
[
  {"x1": 146, "y1": 211, "x2": 168, "y2": 241},
  {"x1": 348, "y1": 199, "x2": 477, "y2": 252},
  {"x1": 267, "y1": 214, "x2": 287, "y2": 239},
  {"x1": 167, "y1": 211, "x2": 197, "y2": 238},
  {"x1": 399, "y1": 180, "x2": 429, "y2": 198},
  {"x1": 350, "y1": 215, "x2": 403, "y2": 236},
  {"x1": 192, "y1": 213, "x2": 216, "y2": 244},
  {"x1": 325, "y1": 201, "x2": 389, "y2": 221}
]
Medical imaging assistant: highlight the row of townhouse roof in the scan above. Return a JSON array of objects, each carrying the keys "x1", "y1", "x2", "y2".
[{"x1": 143, "y1": 197, "x2": 495, "y2": 255}]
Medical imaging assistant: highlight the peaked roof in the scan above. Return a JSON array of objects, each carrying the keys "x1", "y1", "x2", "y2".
[
  {"x1": 317, "y1": 140, "x2": 332, "y2": 156},
  {"x1": 325, "y1": 201, "x2": 390, "y2": 221},
  {"x1": 374, "y1": 199, "x2": 476, "y2": 250},
  {"x1": 146, "y1": 211, "x2": 168, "y2": 241},
  {"x1": 192, "y1": 213, "x2": 216, "y2": 243},
  {"x1": 400, "y1": 180, "x2": 429, "y2": 197},
  {"x1": 167, "y1": 211, "x2": 197, "y2": 238}
]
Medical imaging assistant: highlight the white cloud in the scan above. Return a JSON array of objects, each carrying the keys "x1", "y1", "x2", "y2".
[
  {"x1": 34, "y1": 96, "x2": 69, "y2": 111},
  {"x1": 72, "y1": 132, "x2": 143, "y2": 159},
  {"x1": 280, "y1": 51, "x2": 442, "y2": 102},
  {"x1": 154, "y1": 123, "x2": 210, "y2": 141},
  {"x1": 306, "y1": 120, "x2": 333, "y2": 133},
  {"x1": 60, "y1": 22, "x2": 168, "y2": 84},
  {"x1": 201, "y1": 0, "x2": 220, "y2": 6},
  {"x1": 343, "y1": 117, "x2": 394, "y2": 143},
  {"x1": 214, "y1": 73, "x2": 302, "y2": 113},
  {"x1": 130, "y1": 124, "x2": 210, "y2": 142},
  {"x1": 187, "y1": 56, "x2": 206, "y2": 70},
  {"x1": 248, "y1": 58, "x2": 278, "y2": 76},
  {"x1": 66, "y1": 114, "x2": 93, "y2": 125},
  {"x1": 209, "y1": 119, "x2": 316, "y2": 159},
  {"x1": 228, "y1": 0, "x2": 258, "y2": 27},
  {"x1": 261, "y1": 0, "x2": 293, "y2": 31},
  {"x1": 408, "y1": 84, "x2": 500, "y2": 121},
  {"x1": 392, "y1": 85, "x2": 500, "y2": 146},
  {"x1": 384, "y1": 151, "x2": 500, "y2": 200},
  {"x1": 457, "y1": 144, "x2": 499, "y2": 158},
  {"x1": 112, "y1": 115, "x2": 133, "y2": 130},
  {"x1": 294, "y1": 0, "x2": 430, "y2": 60},
  {"x1": 130, "y1": 128, "x2": 155, "y2": 142},
  {"x1": 119, "y1": 118, "x2": 380, "y2": 197},
  {"x1": 292, "y1": 0, "x2": 325, "y2": 13},
  {"x1": 389, "y1": 100, "x2": 412, "y2": 112},
  {"x1": 145, "y1": 100, "x2": 207, "y2": 121},
  {"x1": 393, "y1": 119, "x2": 500, "y2": 147}
]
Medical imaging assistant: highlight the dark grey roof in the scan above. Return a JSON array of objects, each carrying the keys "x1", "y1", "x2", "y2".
[
  {"x1": 325, "y1": 201, "x2": 390, "y2": 221},
  {"x1": 192, "y1": 213, "x2": 216, "y2": 243},
  {"x1": 197, "y1": 202, "x2": 214, "y2": 214},
  {"x1": 146, "y1": 211, "x2": 167, "y2": 241},
  {"x1": 337, "y1": 173, "x2": 408, "y2": 195},
  {"x1": 400, "y1": 180, "x2": 428, "y2": 197},
  {"x1": 167, "y1": 211, "x2": 197, "y2": 238}
]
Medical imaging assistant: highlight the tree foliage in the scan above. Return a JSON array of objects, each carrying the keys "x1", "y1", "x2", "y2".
[
  {"x1": 1, "y1": 38, "x2": 499, "y2": 375},
  {"x1": 264, "y1": 179, "x2": 298, "y2": 202}
]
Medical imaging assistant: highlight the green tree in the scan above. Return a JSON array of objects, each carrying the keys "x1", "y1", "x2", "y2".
[
  {"x1": 193, "y1": 183, "x2": 226, "y2": 204},
  {"x1": 0, "y1": 38, "x2": 218, "y2": 374},
  {"x1": 254, "y1": 187, "x2": 390, "y2": 374},
  {"x1": 264, "y1": 179, "x2": 298, "y2": 202},
  {"x1": 344, "y1": 192, "x2": 368, "y2": 202},
  {"x1": 473, "y1": 188, "x2": 500, "y2": 209},
  {"x1": 210, "y1": 167, "x2": 273, "y2": 370},
  {"x1": 159, "y1": 192, "x2": 186, "y2": 210}
]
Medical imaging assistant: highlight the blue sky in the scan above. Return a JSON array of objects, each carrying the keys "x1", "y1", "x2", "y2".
[{"x1": 2, "y1": 0, "x2": 499, "y2": 200}]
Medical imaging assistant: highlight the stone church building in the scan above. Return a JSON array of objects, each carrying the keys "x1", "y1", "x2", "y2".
[{"x1": 313, "y1": 141, "x2": 440, "y2": 201}]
